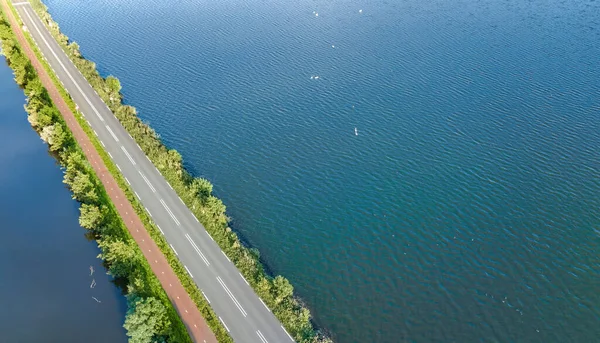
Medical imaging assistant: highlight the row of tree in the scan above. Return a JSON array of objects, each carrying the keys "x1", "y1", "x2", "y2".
[
  {"x1": 0, "y1": 13, "x2": 190, "y2": 343},
  {"x1": 26, "y1": 0, "x2": 332, "y2": 341}
]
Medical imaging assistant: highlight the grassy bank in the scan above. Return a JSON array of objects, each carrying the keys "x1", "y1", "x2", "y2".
[
  {"x1": 24, "y1": 0, "x2": 332, "y2": 341},
  {"x1": 0, "y1": 9, "x2": 196, "y2": 343}
]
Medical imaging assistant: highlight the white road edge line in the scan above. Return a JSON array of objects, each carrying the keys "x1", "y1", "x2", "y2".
[
  {"x1": 134, "y1": 191, "x2": 140, "y2": 199},
  {"x1": 219, "y1": 317, "x2": 230, "y2": 333},
  {"x1": 121, "y1": 146, "x2": 136, "y2": 165},
  {"x1": 206, "y1": 231, "x2": 215, "y2": 241},
  {"x1": 201, "y1": 290, "x2": 211, "y2": 303},
  {"x1": 170, "y1": 244, "x2": 178, "y2": 256},
  {"x1": 107, "y1": 151, "x2": 113, "y2": 159},
  {"x1": 221, "y1": 251, "x2": 231, "y2": 262},
  {"x1": 157, "y1": 225, "x2": 164, "y2": 235},
  {"x1": 184, "y1": 265, "x2": 194, "y2": 278},
  {"x1": 185, "y1": 234, "x2": 210, "y2": 266},
  {"x1": 21, "y1": 8, "x2": 106, "y2": 123},
  {"x1": 259, "y1": 298, "x2": 271, "y2": 312},
  {"x1": 281, "y1": 326, "x2": 294, "y2": 341},
  {"x1": 239, "y1": 273, "x2": 249, "y2": 285},
  {"x1": 125, "y1": 177, "x2": 131, "y2": 186},
  {"x1": 116, "y1": 164, "x2": 121, "y2": 172},
  {"x1": 145, "y1": 207, "x2": 152, "y2": 218},
  {"x1": 160, "y1": 199, "x2": 180, "y2": 226},
  {"x1": 100, "y1": 140, "x2": 105, "y2": 148},
  {"x1": 216, "y1": 276, "x2": 247, "y2": 317}
]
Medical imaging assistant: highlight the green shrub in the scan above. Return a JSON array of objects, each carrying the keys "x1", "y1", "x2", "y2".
[{"x1": 124, "y1": 294, "x2": 171, "y2": 343}]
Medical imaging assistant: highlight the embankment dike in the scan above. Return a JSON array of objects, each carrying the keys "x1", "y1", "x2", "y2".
[{"x1": 2, "y1": 0, "x2": 331, "y2": 342}]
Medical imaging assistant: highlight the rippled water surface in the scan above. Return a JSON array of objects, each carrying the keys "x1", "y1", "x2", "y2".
[
  {"x1": 0, "y1": 57, "x2": 127, "y2": 342},
  {"x1": 43, "y1": 0, "x2": 600, "y2": 341}
]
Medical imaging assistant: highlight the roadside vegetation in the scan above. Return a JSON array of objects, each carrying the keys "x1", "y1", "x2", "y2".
[
  {"x1": 22, "y1": 0, "x2": 332, "y2": 341},
  {"x1": 0, "y1": 11, "x2": 191, "y2": 343}
]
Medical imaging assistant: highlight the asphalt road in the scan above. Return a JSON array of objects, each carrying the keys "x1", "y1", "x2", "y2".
[{"x1": 12, "y1": 2, "x2": 295, "y2": 342}]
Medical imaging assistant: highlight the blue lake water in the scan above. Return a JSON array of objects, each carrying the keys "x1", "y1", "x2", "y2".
[
  {"x1": 42, "y1": 0, "x2": 600, "y2": 341},
  {"x1": 0, "y1": 56, "x2": 127, "y2": 342}
]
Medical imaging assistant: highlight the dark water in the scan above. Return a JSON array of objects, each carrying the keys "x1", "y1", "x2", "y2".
[
  {"x1": 42, "y1": 0, "x2": 600, "y2": 341},
  {"x1": 0, "y1": 57, "x2": 127, "y2": 342}
]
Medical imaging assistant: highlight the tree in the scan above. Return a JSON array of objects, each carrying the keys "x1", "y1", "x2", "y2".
[
  {"x1": 190, "y1": 178, "x2": 213, "y2": 202},
  {"x1": 40, "y1": 105, "x2": 59, "y2": 126},
  {"x1": 11, "y1": 54, "x2": 33, "y2": 86},
  {"x1": 39, "y1": 124, "x2": 55, "y2": 144},
  {"x1": 68, "y1": 41, "x2": 81, "y2": 58},
  {"x1": 159, "y1": 149, "x2": 184, "y2": 178},
  {"x1": 24, "y1": 77, "x2": 44, "y2": 98},
  {"x1": 48, "y1": 122, "x2": 67, "y2": 151},
  {"x1": 28, "y1": 104, "x2": 57, "y2": 128},
  {"x1": 256, "y1": 277, "x2": 272, "y2": 300},
  {"x1": 123, "y1": 295, "x2": 170, "y2": 343},
  {"x1": 272, "y1": 276, "x2": 293, "y2": 305},
  {"x1": 105, "y1": 75, "x2": 122, "y2": 103},
  {"x1": 205, "y1": 196, "x2": 227, "y2": 224},
  {"x1": 69, "y1": 170, "x2": 98, "y2": 203},
  {"x1": 24, "y1": 82, "x2": 50, "y2": 123},
  {"x1": 127, "y1": 273, "x2": 150, "y2": 296},
  {"x1": 0, "y1": 36, "x2": 16, "y2": 57},
  {"x1": 98, "y1": 239, "x2": 141, "y2": 278},
  {"x1": 115, "y1": 104, "x2": 137, "y2": 121},
  {"x1": 79, "y1": 203, "x2": 103, "y2": 229},
  {"x1": 63, "y1": 151, "x2": 87, "y2": 184}
]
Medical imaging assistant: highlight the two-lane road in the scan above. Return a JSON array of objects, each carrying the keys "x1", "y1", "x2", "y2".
[{"x1": 12, "y1": 1, "x2": 294, "y2": 342}]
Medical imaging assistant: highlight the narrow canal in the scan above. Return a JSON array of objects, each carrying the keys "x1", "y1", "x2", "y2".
[{"x1": 0, "y1": 56, "x2": 127, "y2": 342}]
